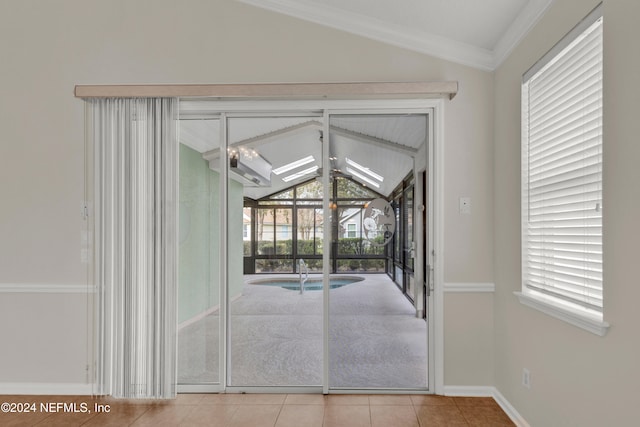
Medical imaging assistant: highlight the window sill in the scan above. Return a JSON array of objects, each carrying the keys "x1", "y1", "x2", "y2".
[{"x1": 514, "y1": 292, "x2": 610, "y2": 336}]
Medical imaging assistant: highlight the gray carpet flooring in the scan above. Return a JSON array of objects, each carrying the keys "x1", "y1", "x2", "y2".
[{"x1": 178, "y1": 274, "x2": 428, "y2": 389}]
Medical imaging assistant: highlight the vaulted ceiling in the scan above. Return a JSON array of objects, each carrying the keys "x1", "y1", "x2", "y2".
[
  {"x1": 237, "y1": 0, "x2": 555, "y2": 71},
  {"x1": 180, "y1": 113, "x2": 423, "y2": 199},
  {"x1": 180, "y1": 1, "x2": 558, "y2": 198}
]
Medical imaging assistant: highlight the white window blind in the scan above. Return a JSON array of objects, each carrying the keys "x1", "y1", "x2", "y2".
[{"x1": 521, "y1": 7, "x2": 603, "y2": 317}]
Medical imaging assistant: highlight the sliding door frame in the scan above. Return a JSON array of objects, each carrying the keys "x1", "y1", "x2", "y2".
[{"x1": 148, "y1": 98, "x2": 443, "y2": 394}]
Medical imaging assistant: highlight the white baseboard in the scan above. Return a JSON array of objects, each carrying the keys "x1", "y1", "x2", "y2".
[
  {"x1": 443, "y1": 385, "x2": 529, "y2": 427},
  {"x1": 443, "y1": 385, "x2": 494, "y2": 396},
  {"x1": 0, "y1": 383, "x2": 96, "y2": 395},
  {"x1": 492, "y1": 388, "x2": 531, "y2": 427}
]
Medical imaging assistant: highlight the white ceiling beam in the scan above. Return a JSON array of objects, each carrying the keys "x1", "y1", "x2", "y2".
[
  {"x1": 230, "y1": 120, "x2": 322, "y2": 149},
  {"x1": 202, "y1": 120, "x2": 322, "y2": 165},
  {"x1": 202, "y1": 121, "x2": 419, "y2": 166},
  {"x1": 329, "y1": 125, "x2": 419, "y2": 157}
]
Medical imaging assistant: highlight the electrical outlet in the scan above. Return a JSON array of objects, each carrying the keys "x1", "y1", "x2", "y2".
[{"x1": 522, "y1": 368, "x2": 531, "y2": 389}]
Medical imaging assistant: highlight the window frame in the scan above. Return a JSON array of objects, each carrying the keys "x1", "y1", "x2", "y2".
[
  {"x1": 516, "y1": 3, "x2": 609, "y2": 336},
  {"x1": 346, "y1": 223, "x2": 357, "y2": 238}
]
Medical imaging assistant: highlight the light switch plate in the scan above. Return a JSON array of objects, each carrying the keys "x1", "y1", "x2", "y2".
[{"x1": 459, "y1": 197, "x2": 471, "y2": 214}]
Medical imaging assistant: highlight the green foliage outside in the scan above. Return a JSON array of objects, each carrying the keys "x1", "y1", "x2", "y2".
[
  {"x1": 251, "y1": 239, "x2": 321, "y2": 255},
  {"x1": 247, "y1": 237, "x2": 386, "y2": 256},
  {"x1": 337, "y1": 259, "x2": 385, "y2": 272},
  {"x1": 337, "y1": 236, "x2": 386, "y2": 255},
  {"x1": 248, "y1": 177, "x2": 388, "y2": 273}
]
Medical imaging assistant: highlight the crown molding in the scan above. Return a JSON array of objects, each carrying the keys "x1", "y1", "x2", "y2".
[
  {"x1": 492, "y1": 0, "x2": 556, "y2": 69},
  {"x1": 237, "y1": 0, "x2": 494, "y2": 71},
  {"x1": 237, "y1": 0, "x2": 556, "y2": 72}
]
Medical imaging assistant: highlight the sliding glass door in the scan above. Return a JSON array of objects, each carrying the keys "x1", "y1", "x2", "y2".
[
  {"x1": 327, "y1": 113, "x2": 428, "y2": 389},
  {"x1": 176, "y1": 103, "x2": 431, "y2": 392},
  {"x1": 177, "y1": 117, "x2": 222, "y2": 390},
  {"x1": 226, "y1": 115, "x2": 325, "y2": 388}
]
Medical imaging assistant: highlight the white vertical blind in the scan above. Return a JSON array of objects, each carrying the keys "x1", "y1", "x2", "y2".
[
  {"x1": 521, "y1": 9, "x2": 603, "y2": 315},
  {"x1": 94, "y1": 98, "x2": 178, "y2": 398}
]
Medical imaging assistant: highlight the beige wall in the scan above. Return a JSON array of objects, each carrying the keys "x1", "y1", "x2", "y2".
[
  {"x1": 444, "y1": 293, "x2": 494, "y2": 386},
  {"x1": 494, "y1": 0, "x2": 640, "y2": 425},
  {"x1": 0, "y1": 0, "x2": 494, "y2": 388}
]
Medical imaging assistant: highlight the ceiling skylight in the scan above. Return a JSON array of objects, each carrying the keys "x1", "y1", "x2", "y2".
[
  {"x1": 345, "y1": 167, "x2": 381, "y2": 188},
  {"x1": 272, "y1": 155, "x2": 315, "y2": 175},
  {"x1": 345, "y1": 158, "x2": 384, "y2": 182},
  {"x1": 282, "y1": 165, "x2": 319, "y2": 182}
]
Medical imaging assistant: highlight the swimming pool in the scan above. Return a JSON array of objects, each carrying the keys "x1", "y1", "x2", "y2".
[{"x1": 248, "y1": 276, "x2": 364, "y2": 291}]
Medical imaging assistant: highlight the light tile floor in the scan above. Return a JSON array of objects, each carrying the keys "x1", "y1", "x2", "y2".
[{"x1": 0, "y1": 394, "x2": 515, "y2": 426}]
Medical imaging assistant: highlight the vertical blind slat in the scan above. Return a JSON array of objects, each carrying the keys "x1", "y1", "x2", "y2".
[{"x1": 94, "y1": 98, "x2": 178, "y2": 399}]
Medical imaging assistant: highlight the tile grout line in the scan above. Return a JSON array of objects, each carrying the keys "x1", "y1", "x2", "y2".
[
  {"x1": 271, "y1": 400, "x2": 285, "y2": 427},
  {"x1": 453, "y1": 398, "x2": 471, "y2": 425},
  {"x1": 409, "y1": 400, "x2": 422, "y2": 427}
]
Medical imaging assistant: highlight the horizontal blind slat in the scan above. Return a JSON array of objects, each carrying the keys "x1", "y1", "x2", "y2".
[
  {"x1": 525, "y1": 275, "x2": 602, "y2": 296},
  {"x1": 527, "y1": 254, "x2": 601, "y2": 270},
  {"x1": 522, "y1": 16, "x2": 603, "y2": 312},
  {"x1": 529, "y1": 190, "x2": 601, "y2": 210},
  {"x1": 529, "y1": 233, "x2": 602, "y2": 243},
  {"x1": 529, "y1": 152, "x2": 601, "y2": 184},
  {"x1": 529, "y1": 27, "x2": 602, "y2": 92},
  {"x1": 529, "y1": 181, "x2": 601, "y2": 202},
  {"x1": 529, "y1": 115, "x2": 602, "y2": 158},
  {"x1": 529, "y1": 57, "x2": 602, "y2": 108},
  {"x1": 528, "y1": 260, "x2": 601, "y2": 278},
  {"x1": 529, "y1": 170, "x2": 601, "y2": 195},
  {"x1": 524, "y1": 284, "x2": 602, "y2": 310},
  {"x1": 529, "y1": 67, "x2": 602, "y2": 118}
]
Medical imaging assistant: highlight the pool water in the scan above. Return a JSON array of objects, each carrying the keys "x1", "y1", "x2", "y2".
[{"x1": 249, "y1": 277, "x2": 363, "y2": 291}]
